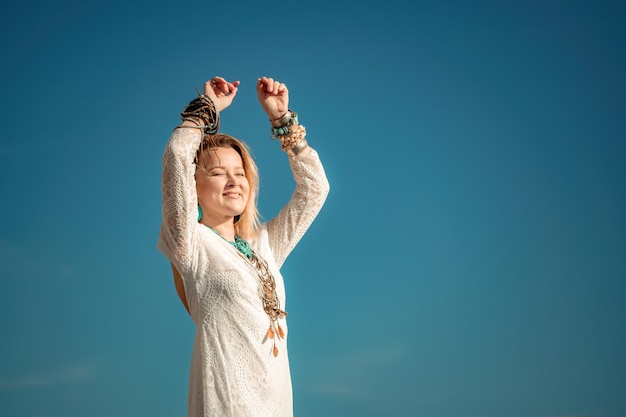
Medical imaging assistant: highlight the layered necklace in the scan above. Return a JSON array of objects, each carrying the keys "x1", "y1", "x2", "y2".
[{"x1": 210, "y1": 228, "x2": 287, "y2": 357}]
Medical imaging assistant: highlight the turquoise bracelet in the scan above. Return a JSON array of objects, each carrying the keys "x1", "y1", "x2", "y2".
[{"x1": 271, "y1": 112, "x2": 298, "y2": 138}]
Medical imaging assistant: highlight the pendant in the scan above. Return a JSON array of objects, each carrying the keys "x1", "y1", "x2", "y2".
[{"x1": 267, "y1": 322, "x2": 285, "y2": 357}]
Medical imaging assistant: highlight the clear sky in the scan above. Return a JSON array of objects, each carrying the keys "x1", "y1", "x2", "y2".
[{"x1": 1, "y1": 0, "x2": 625, "y2": 416}]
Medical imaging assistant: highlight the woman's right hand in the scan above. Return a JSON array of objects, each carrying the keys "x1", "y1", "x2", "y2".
[{"x1": 203, "y1": 76, "x2": 240, "y2": 112}]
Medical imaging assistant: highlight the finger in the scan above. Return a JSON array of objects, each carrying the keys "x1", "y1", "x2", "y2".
[
  {"x1": 256, "y1": 78, "x2": 265, "y2": 98},
  {"x1": 257, "y1": 77, "x2": 271, "y2": 96},
  {"x1": 274, "y1": 80, "x2": 284, "y2": 94},
  {"x1": 272, "y1": 80, "x2": 282, "y2": 94},
  {"x1": 217, "y1": 80, "x2": 229, "y2": 95},
  {"x1": 211, "y1": 76, "x2": 230, "y2": 95},
  {"x1": 214, "y1": 76, "x2": 229, "y2": 87},
  {"x1": 227, "y1": 81, "x2": 240, "y2": 95},
  {"x1": 256, "y1": 78, "x2": 264, "y2": 89},
  {"x1": 207, "y1": 79, "x2": 219, "y2": 96}
]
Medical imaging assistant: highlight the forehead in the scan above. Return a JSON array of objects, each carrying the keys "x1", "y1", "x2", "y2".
[{"x1": 202, "y1": 146, "x2": 243, "y2": 168}]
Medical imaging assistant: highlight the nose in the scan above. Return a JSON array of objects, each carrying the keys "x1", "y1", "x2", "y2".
[{"x1": 226, "y1": 173, "x2": 239, "y2": 187}]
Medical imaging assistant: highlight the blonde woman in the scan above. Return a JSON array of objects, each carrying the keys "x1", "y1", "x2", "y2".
[{"x1": 157, "y1": 76, "x2": 329, "y2": 417}]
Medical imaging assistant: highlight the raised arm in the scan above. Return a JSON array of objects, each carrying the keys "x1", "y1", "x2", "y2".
[
  {"x1": 157, "y1": 77, "x2": 240, "y2": 272},
  {"x1": 256, "y1": 77, "x2": 330, "y2": 267},
  {"x1": 267, "y1": 147, "x2": 329, "y2": 268},
  {"x1": 157, "y1": 127, "x2": 203, "y2": 271}
]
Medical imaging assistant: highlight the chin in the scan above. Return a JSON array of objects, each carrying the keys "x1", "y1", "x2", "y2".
[{"x1": 229, "y1": 208, "x2": 245, "y2": 217}]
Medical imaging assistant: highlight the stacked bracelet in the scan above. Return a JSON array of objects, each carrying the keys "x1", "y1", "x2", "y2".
[
  {"x1": 269, "y1": 110, "x2": 309, "y2": 155},
  {"x1": 178, "y1": 94, "x2": 220, "y2": 135},
  {"x1": 270, "y1": 111, "x2": 298, "y2": 139},
  {"x1": 270, "y1": 111, "x2": 293, "y2": 127}
]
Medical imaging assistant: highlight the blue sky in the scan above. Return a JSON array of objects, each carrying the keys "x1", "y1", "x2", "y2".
[{"x1": 1, "y1": 0, "x2": 625, "y2": 416}]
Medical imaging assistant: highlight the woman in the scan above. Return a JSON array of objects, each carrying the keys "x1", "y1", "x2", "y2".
[{"x1": 157, "y1": 76, "x2": 330, "y2": 417}]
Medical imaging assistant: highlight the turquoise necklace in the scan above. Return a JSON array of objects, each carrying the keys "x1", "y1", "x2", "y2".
[
  {"x1": 231, "y1": 235, "x2": 253, "y2": 259},
  {"x1": 209, "y1": 227, "x2": 252, "y2": 259}
]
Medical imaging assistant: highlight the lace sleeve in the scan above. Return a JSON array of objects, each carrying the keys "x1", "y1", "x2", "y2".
[
  {"x1": 267, "y1": 147, "x2": 330, "y2": 269},
  {"x1": 157, "y1": 128, "x2": 202, "y2": 273}
]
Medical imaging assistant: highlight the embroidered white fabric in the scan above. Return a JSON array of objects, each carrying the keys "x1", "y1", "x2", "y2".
[{"x1": 157, "y1": 128, "x2": 329, "y2": 417}]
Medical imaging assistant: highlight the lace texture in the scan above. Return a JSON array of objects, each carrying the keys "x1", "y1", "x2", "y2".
[{"x1": 157, "y1": 128, "x2": 329, "y2": 417}]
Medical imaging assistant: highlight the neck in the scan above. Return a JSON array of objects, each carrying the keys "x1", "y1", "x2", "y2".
[{"x1": 201, "y1": 219, "x2": 236, "y2": 241}]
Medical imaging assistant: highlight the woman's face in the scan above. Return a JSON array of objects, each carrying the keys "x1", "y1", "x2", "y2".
[{"x1": 196, "y1": 146, "x2": 250, "y2": 225}]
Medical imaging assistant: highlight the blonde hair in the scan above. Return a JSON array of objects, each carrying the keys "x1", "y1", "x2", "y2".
[{"x1": 195, "y1": 134, "x2": 261, "y2": 240}]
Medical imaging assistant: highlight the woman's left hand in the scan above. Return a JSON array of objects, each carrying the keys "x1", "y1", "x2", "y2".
[{"x1": 256, "y1": 77, "x2": 289, "y2": 120}]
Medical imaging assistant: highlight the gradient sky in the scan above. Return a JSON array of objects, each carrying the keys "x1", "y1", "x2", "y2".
[{"x1": 1, "y1": 1, "x2": 625, "y2": 416}]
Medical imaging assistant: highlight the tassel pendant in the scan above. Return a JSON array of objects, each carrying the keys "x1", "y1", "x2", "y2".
[{"x1": 268, "y1": 321, "x2": 284, "y2": 357}]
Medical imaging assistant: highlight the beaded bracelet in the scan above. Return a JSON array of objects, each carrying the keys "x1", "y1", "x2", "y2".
[
  {"x1": 278, "y1": 124, "x2": 308, "y2": 156},
  {"x1": 270, "y1": 111, "x2": 298, "y2": 139}
]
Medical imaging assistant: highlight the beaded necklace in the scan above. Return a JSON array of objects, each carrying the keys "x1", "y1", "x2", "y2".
[
  {"x1": 208, "y1": 227, "x2": 252, "y2": 258},
  {"x1": 208, "y1": 227, "x2": 287, "y2": 357},
  {"x1": 232, "y1": 235, "x2": 253, "y2": 259}
]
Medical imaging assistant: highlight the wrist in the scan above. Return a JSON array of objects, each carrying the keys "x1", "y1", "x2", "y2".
[
  {"x1": 181, "y1": 118, "x2": 204, "y2": 127},
  {"x1": 214, "y1": 101, "x2": 227, "y2": 113},
  {"x1": 180, "y1": 94, "x2": 220, "y2": 134},
  {"x1": 270, "y1": 111, "x2": 298, "y2": 138},
  {"x1": 269, "y1": 110, "x2": 290, "y2": 125}
]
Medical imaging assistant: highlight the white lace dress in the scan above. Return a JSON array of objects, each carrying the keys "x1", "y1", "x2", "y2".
[{"x1": 157, "y1": 128, "x2": 329, "y2": 417}]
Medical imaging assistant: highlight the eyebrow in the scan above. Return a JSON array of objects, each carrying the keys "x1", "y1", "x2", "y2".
[{"x1": 204, "y1": 165, "x2": 244, "y2": 170}]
